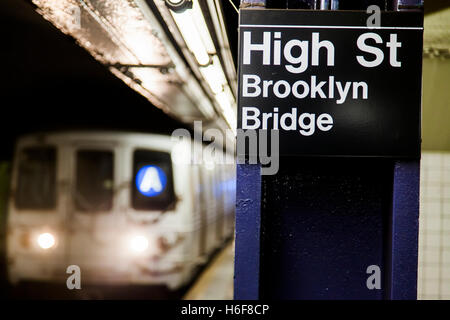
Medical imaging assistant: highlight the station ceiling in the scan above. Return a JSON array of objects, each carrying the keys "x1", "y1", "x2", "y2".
[{"x1": 0, "y1": 0, "x2": 189, "y2": 160}]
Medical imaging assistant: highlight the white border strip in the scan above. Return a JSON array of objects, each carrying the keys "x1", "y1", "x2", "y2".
[{"x1": 240, "y1": 24, "x2": 423, "y2": 30}]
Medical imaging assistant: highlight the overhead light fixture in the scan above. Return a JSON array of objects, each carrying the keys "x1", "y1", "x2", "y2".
[
  {"x1": 169, "y1": 0, "x2": 215, "y2": 66},
  {"x1": 215, "y1": 86, "x2": 237, "y2": 133},
  {"x1": 150, "y1": 0, "x2": 238, "y2": 133},
  {"x1": 167, "y1": 0, "x2": 237, "y2": 133},
  {"x1": 200, "y1": 55, "x2": 227, "y2": 94}
]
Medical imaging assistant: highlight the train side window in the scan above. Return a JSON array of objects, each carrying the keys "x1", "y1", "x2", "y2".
[
  {"x1": 132, "y1": 149, "x2": 175, "y2": 211},
  {"x1": 16, "y1": 147, "x2": 56, "y2": 210},
  {"x1": 75, "y1": 150, "x2": 114, "y2": 212}
]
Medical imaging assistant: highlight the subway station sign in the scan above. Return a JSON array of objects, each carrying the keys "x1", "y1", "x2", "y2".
[{"x1": 237, "y1": 9, "x2": 423, "y2": 158}]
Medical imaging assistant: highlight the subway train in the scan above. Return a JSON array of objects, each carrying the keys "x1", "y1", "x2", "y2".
[{"x1": 6, "y1": 131, "x2": 235, "y2": 291}]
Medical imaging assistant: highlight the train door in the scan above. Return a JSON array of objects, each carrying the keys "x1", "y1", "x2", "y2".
[
  {"x1": 63, "y1": 142, "x2": 120, "y2": 276},
  {"x1": 196, "y1": 166, "x2": 207, "y2": 259},
  {"x1": 7, "y1": 144, "x2": 64, "y2": 284},
  {"x1": 203, "y1": 167, "x2": 217, "y2": 253},
  {"x1": 215, "y1": 165, "x2": 225, "y2": 241},
  {"x1": 224, "y1": 164, "x2": 236, "y2": 237}
]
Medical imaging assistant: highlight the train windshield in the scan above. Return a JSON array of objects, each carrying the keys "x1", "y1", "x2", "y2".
[
  {"x1": 16, "y1": 147, "x2": 56, "y2": 210},
  {"x1": 75, "y1": 150, "x2": 114, "y2": 212},
  {"x1": 132, "y1": 149, "x2": 175, "y2": 211}
]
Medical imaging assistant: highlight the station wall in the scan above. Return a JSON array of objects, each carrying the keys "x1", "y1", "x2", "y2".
[{"x1": 418, "y1": 151, "x2": 450, "y2": 299}]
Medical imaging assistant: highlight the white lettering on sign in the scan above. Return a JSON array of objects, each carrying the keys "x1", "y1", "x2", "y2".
[
  {"x1": 356, "y1": 32, "x2": 403, "y2": 67},
  {"x1": 243, "y1": 31, "x2": 271, "y2": 65},
  {"x1": 243, "y1": 30, "x2": 402, "y2": 71},
  {"x1": 240, "y1": 29, "x2": 404, "y2": 138},
  {"x1": 242, "y1": 107, "x2": 334, "y2": 136},
  {"x1": 242, "y1": 74, "x2": 368, "y2": 104},
  {"x1": 140, "y1": 167, "x2": 163, "y2": 193},
  {"x1": 243, "y1": 31, "x2": 336, "y2": 74}
]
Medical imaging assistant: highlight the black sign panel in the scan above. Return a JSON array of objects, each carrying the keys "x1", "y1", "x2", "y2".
[{"x1": 237, "y1": 9, "x2": 423, "y2": 158}]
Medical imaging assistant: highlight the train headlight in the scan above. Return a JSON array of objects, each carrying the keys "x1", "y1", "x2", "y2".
[
  {"x1": 37, "y1": 232, "x2": 56, "y2": 250},
  {"x1": 129, "y1": 235, "x2": 149, "y2": 253}
]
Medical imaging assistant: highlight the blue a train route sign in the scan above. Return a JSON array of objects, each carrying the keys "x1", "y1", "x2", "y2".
[
  {"x1": 237, "y1": 9, "x2": 423, "y2": 158},
  {"x1": 136, "y1": 165, "x2": 167, "y2": 197}
]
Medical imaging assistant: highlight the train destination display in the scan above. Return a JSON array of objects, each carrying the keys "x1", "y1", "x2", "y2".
[
  {"x1": 136, "y1": 165, "x2": 167, "y2": 197},
  {"x1": 237, "y1": 9, "x2": 423, "y2": 157}
]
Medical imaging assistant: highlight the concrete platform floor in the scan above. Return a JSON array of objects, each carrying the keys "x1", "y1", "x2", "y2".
[{"x1": 184, "y1": 241, "x2": 234, "y2": 300}]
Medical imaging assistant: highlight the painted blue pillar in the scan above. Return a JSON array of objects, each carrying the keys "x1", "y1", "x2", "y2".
[
  {"x1": 390, "y1": 161, "x2": 420, "y2": 300},
  {"x1": 234, "y1": 163, "x2": 261, "y2": 300},
  {"x1": 258, "y1": 158, "x2": 393, "y2": 299},
  {"x1": 235, "y1": 160, "x2": 421, "y2": 300},
  {"x1": 234, "y1": 0, "x2": 422, "y2": 300},
  {"x1": 234, "y1": 0, "x2": 265, "y2": 301}
]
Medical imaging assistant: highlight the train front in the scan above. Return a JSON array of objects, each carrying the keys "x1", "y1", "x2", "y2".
[{"x1": 5, "y1": 133, "x2": 197, "y2": 292}]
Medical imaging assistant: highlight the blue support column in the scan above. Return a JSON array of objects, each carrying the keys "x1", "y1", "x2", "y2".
[
  {"x1": 258, "y1": 158, "x2": 392, "y2": 299},
  {"x1": 234, "y1": 0, "x2": 265, "y2": 300},
  {"x1": 390, "y1": 160, "x2": 420, "y2": 299},
  {"x1": 234, "y1": 163, "x2": 261, "y2": 300},
  {"x1": 235, "y1": 160, "x2": 421, "y2": 300},
  {"x1": 234, "y1": 0, "x2": 422, "y2": 300}
]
